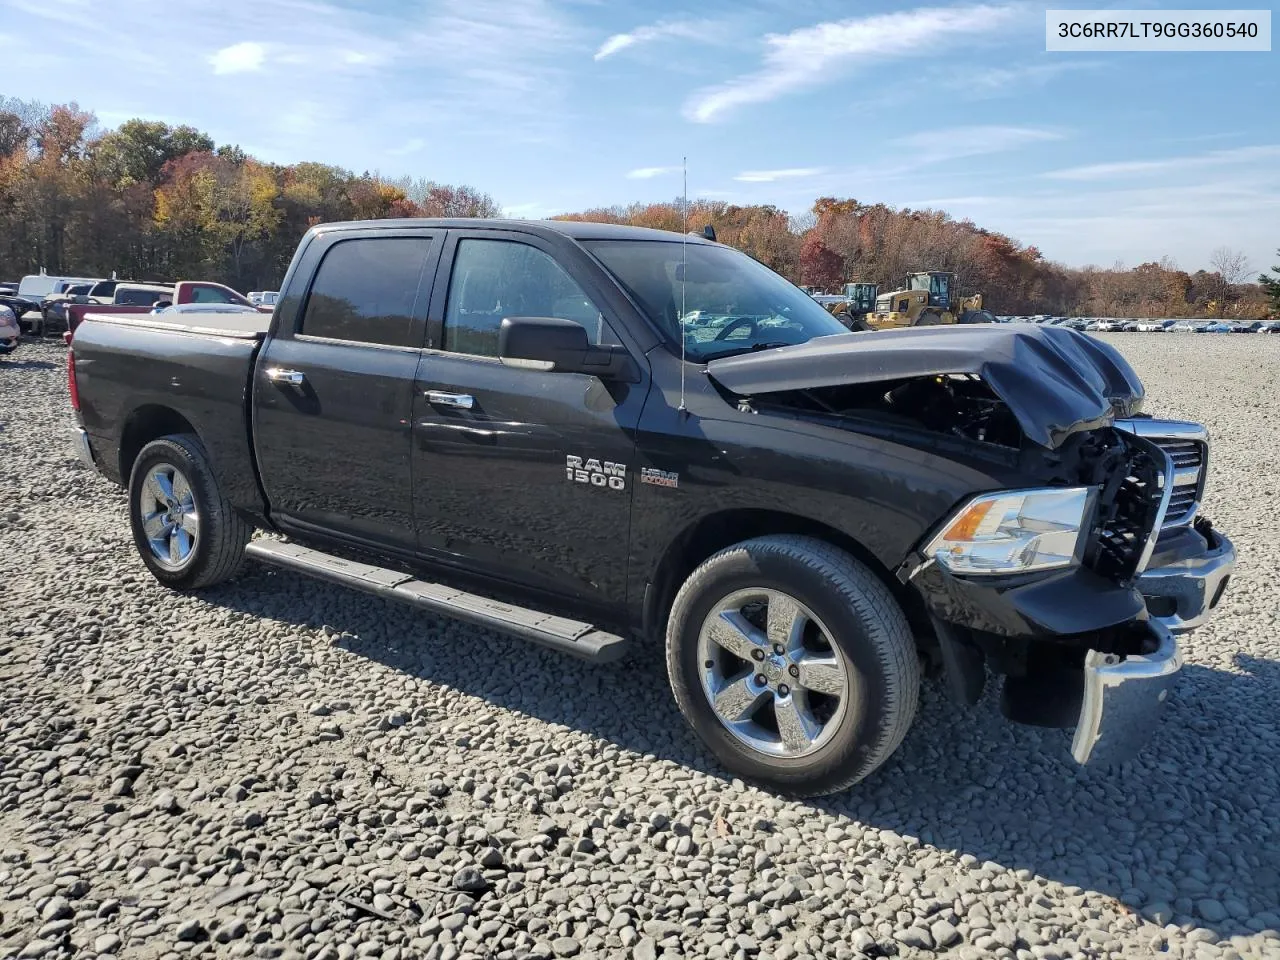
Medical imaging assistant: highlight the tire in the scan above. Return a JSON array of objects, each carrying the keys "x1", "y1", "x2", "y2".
[
  {"x1": 913, "y1": 310, "x2": 943, "y2": 326},
  {"x1": 665, "y1": 535, "x2": 920, "y2": 796},
  {"x1": 127, "y1": 433, "x2": 252, "y2": 589}
]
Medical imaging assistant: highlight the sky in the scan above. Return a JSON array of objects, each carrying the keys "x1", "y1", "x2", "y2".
[{"x1": 1, "y1": 0, "x2": 1275, "y2": 272}]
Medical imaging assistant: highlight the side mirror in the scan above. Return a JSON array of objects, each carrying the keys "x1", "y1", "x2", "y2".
[
  {"x1": 499, "y1": 317, "x2": 637, "y2": 381},
  {"x1": 153, "y1": 300, "x2": 173, "y2": 310}
]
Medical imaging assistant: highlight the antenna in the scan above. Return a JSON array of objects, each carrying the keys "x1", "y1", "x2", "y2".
[{"x1": 678, "y1": 157, "x2": 688, "y2": 414}]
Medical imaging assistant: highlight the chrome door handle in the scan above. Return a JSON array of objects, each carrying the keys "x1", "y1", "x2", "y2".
[
  {"x1": 425, "y1": 390, "x2": 474, "y2": 410},
  {"x1": 265, "y1": 367, "x2": 305, "y2": 385}
]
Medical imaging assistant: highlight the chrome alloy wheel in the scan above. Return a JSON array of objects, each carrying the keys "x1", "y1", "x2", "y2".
[
  {"x1": 696, "y1": 588, "x2": 849, "y2": 758},
  {"x1": 139, "y1": 462, "x2": 199, "y2": 570}
]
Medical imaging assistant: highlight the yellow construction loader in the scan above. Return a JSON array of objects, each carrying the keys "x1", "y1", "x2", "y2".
[
  {"x1": 819, "y1": 282, "x2": 880, "y2": 330},
  {"x1": 862, "y1": 272, "x2": 995, "y2": 329}
]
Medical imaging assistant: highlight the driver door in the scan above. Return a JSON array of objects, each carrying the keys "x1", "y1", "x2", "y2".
[{"x1": 411, "y1": 231, "x2": 650, "y2": 607}]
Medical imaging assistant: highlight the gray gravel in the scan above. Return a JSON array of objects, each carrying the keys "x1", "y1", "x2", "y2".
[{"x1": 2, "y1": 333, "x2": 1279, "y2": 960}]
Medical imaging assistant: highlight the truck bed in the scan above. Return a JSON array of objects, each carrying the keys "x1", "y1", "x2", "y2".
[
  {"x1": 72, "y1": 310, "x2": 268, "y2": 515},
  {"x1": 82, "y1": 310, "x2": 271, "y2": 340}
]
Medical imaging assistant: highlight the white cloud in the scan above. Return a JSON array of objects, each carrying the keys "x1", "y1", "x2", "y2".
[
  {"x1": 209, "y1": 41, "x2": 267, "y2": 75},
  {"x1": 684, "y1": 4, "x2": 1021, "y2": 123},
  {"x1": 893, "y1": 126, "x2": 1063, "y2": 163},
  {"x1": 734, "y1": 167, "x2": 825, "y2": 183},
  {"x1": 626, "y1": 166, "x2": 680, "y2": 179},
  {"x1": 594, "y1": 20, "x2": 708, "y2": 60},
  {"x1": 964, "y1": 59, "x2": 1101, "y2": 92},
  {"x1": 388, "y1": 138, "x2": 425, "y2": 157},
  {"x1": 1044, "y1": 144, "x2": 1280, "y2": 181}
]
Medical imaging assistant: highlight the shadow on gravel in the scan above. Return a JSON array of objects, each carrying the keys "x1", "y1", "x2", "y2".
[
  {"x1": 0, "y1": 359, "x2": 59, "y2": 371},
  {"x1": 209, "y1": 568, "x2": 1279, "y2": 941}
]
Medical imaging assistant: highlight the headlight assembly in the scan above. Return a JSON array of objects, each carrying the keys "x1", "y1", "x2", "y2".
[{"x1": 926, "y1": 487, "x2": 1092, "y2": 576}]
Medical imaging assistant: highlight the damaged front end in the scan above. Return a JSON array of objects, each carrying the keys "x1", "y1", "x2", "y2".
[
  {"x1": 705, "y1": 327, "x2": 1235, "y2": 766},
  {"x1": 904, "y1": 417, "x2": 1234, "y2": 766}
]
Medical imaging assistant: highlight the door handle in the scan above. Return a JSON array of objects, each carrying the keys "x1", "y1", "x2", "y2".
[
  {"x1": 265, "y1": 367, "x2": 306, "y2": 386},
  {"x1": 425, "y1": 390, "x2": 474, "y2": 410}
]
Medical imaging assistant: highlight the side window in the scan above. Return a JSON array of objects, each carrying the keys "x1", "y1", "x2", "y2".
[
  {"x1": 192, "y1": 286, "x2": 235, "y2": 304},
  {"x1": 443, "y1": 238, "x2": 616, "y2": 358},
  {"x1": 301, "y1": 237, "x2": 432, "y2": 347}
]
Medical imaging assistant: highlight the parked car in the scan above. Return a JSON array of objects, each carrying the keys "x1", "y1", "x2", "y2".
[
  {"x1": 1133, "y1": 320, "x2": 1165, "y2": 332},
  {"x1": 1259, "y1": 321, "x2": 1280, "y2": 333},
  {"x1": 1235, "y1": 321, "x2": 1266, "y2": 333},
  {"x1": 68, "y1": 218, "x2": 1235, "y2": 795},
  {"x1": 2, "y1": 273, "x2": 98, "y2": 328},
  {"x1": 0, "y1": 305, "x2": 19, "y2": 355},
  {"x1": 35, "y1": 281, "x2": 97, "y2": 336},
  {"x1": 1167, "y1": 320, "x2": 1201, "y2": 332}
]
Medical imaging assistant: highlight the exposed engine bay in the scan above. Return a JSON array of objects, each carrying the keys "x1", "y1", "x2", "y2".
[{"x1": 750, "y1": 374, "x2": 1025, "y2": 449}]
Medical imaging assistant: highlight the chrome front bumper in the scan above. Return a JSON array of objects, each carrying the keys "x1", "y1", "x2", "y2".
[
  {"x1": 1137, "y1": 528, "x2": 1235, "y2": 632},
  {"x1": 73, "y1": 427, "x2": 96, "y2": 470},
  {"x1": 1071, "y1": 526, "x2": 1234, "y2": 766},
  {"x1": 1071, "y1": 621, "x2": 1181, "y2": 765}
]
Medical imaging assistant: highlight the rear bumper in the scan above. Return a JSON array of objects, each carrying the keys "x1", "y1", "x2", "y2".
[
  {"x1": 73, "y1": 427, "x2": 97, "y2": 470},
  {"x1": 1071, "y1": 621, "x2": 1180, "y2": 765}
]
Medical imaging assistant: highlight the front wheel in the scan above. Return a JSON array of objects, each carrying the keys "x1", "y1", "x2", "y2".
[
  {"x1": 127, "y1": 434, "x2": 251, "y2": 589},
  {"x1": 665, "y1": 535, "x2": 920, "y2": 796}
]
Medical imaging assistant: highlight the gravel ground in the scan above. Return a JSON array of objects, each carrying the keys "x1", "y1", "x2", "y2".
[{"x1": 1, "y1": 333, "x2": 1278, "y2": 960}]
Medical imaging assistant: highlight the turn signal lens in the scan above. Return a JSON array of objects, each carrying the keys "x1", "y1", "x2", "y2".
[{"x1": 927, "y1": 487, "x2": 1090, "y2": 576}]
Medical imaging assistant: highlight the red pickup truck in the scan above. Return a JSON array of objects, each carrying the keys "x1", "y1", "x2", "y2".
[{"x1": 65, "y1": 281, "x2": 265, "y2": 337}]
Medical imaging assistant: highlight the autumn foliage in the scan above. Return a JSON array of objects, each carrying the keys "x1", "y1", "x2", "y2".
[
  {"x1": 0, "y1": 98, "x2": 1270, "y2": 317},
  {"x1": 0, "y1": 99, "x2": 499, "y2": 292}
]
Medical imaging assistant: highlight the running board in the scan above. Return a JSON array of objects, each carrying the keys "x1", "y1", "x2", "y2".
[{"x1": 244, "y1": 540, "x2": 629, "y2": 663}]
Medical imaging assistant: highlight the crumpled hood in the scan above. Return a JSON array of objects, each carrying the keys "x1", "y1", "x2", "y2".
[{"x1": 705, "y1": 324, "x2": 1144, "y2": 449}]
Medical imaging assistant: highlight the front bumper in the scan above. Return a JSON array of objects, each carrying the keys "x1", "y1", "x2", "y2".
[
  {"x1": 910, "y1": 518, "x2": 1235, "y2": 767},
  {"x1": 1137, "y1": 525, "x2": 1234, "y2": 632},
  {"x1": 1070, "y1": 620, "x2": 1180, "y2": 765}
]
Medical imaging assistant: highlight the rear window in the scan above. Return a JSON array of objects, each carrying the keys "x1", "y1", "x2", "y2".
[
  {"x1": 300, "y1": 237, "x2": 432, "y2": 347},
  {"x1": 116, "y1": 288, "x2": 168, "y2": 306}
]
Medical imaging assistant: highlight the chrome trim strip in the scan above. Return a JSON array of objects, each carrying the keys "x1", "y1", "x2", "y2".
[
  {"x1": 1114, "y1": 418, "x2": 1207, "y2": 442},
  {"x1": 1130, "y1": 437, "x2": 1174, "y2": 575}
]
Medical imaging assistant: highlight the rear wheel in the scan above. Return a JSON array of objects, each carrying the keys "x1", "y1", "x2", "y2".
[
  {"x1": 128, "y1": 434, "x2": 251, "y2": 589},
  {"x1": 665, "y1": 535, "x2": 920, "y2": 796}
]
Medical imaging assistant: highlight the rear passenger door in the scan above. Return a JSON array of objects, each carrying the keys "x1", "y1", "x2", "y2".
[{"x1": 253, "y1": 229, "x2": 442, "y2": 551}]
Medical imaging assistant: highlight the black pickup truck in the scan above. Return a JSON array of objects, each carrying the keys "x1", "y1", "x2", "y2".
[{"x1": 69, "y1": 219, "x2": 1235, "y2": 795}]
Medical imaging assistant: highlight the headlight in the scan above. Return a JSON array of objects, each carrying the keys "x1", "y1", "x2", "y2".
[{"x1": 926, "y1": 487, "x2": 1091, "y2": 576}]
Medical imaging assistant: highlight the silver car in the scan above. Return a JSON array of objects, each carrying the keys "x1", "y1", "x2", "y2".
[{"x1": 0, "y1": 305, "x2": 19, "y2": 355}]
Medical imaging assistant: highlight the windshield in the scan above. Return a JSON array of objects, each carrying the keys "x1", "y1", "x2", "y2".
[{"x1": 584, "y1": 240, "x2": 849, "y2": 362}]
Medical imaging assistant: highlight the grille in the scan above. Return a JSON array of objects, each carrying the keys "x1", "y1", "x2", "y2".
[
  {"x1": 1089, "y1": 446, "x2": 1162, "y2": 581},
  {"x1": 1151, "y1": 437, "x2": 1205, "y2": 527}
]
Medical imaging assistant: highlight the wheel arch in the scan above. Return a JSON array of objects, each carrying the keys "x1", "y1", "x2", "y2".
[
  {"x1": 118, "y1": 405, "x2": 198, "y2": 486},
  {"x1": 642, "y1": 508, "x2": 932, "y2": 645}
]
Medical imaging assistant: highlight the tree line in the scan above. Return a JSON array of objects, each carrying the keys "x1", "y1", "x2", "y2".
[
  {"x1": 1, "y1": 98, "x2": 1274, "y2": 318},
  {"x1": 0, "y1": 99, "x2": 498, "y2": 293}
]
